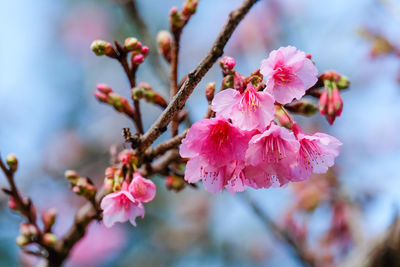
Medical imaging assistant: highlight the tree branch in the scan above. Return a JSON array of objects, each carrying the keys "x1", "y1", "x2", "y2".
[{"x1": 139, "y1": 0, "x2": 260, "y2": 151}]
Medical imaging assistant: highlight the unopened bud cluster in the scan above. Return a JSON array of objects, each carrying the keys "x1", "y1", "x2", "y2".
[
  {"x1": 123, "y1": 37, "x2": 149, "y2": 66},
  {"x1": 132, "y1": 82, "x2": 168, "y2": 108},
  {"x1": 90, "y1": 40, "x2": 116, "y2": 58},
  {"x1": 94, "y1": 83, "x2": 135, "y2": 117},
  {"x1": 16, "y1": 223, "x2": 38, "y2": 247},
  {"x1": 65, "y1": 170, "x2": 96, "y2": 199},
  {"x1": 318, "y1": 71, "x2": 348, "y2": 125}
]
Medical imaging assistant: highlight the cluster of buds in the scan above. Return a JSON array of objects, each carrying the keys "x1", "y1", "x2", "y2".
[
  {"x1": 219, "y1": 57, "x2": 247, "y2": 92},
  {"x1": 157, "y1": 31, "x2": 172, "y2": 63},
  {"x1": 169, "y1": 0, "x2": 199, "y2": 31},
  {"x1": 94, "y1": 83, "x2": 135, "y2": 118},
  {"x1": 118, "y1": 150, "x2": 138, "y2": 170},
  {"x1": 16, "y1": 223, "x2": 39, "y2": 247},
  {"x1": 318, "y1": 71, "x2": 349, "y2": 125},
  {"x1": 104, "y1": 167, "x2": 123, "y2": 193},
  {"x1": 65, "y1": 170, "x2": 96, "y2": 199},
  {"x1": 132, "y1": 82, "x2": 168, "y2": 108},
  {"x1": 165, "y1": 175, "x2": 186, "y2": 192},
  {"x1": 90, "y1": 40, "x2": 117, "y2": 58},
  {"x1": 123, "y1": 37, "x2": 149, "y2": 66}
]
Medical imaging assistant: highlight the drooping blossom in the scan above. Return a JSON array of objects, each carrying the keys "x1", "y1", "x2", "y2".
[
  {"x1": 179, "y1": 117, "x2": 252, "y2": 193},
  {"x1": 291, "y1": 123, "x2": 342, "y2": 179},
  {"x1": 129, "y1": 172, "x2": 156, "y2": 203},
  {"x1": 244, "y1": 123, "x2": 300, "y2": 188},
  {"x1": 318, "y1": 85, "x2": 343, "y2": 125},
  {"x1": 101, "y1": 174, "x2": 156, "y2": 228},
  {"x1": 260, "y1": 46, "x2": 318, "y2": 104},
  {"x1": 101, "y1": 181, "x2": 145, "y2": 228},
  {"x1": 211, "y1": 83, "x2": 274, "y2": 131}
]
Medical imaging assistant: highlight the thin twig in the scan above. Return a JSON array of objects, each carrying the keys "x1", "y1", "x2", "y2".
[
  {"x1": 240, "y1": 193, "x2": 316, "y2": 267},
  {"x1": 140, "y1": 0, "x2": 260, "y2": 152},
  {"x1": 144, "y1": 130, "x2": 187, "y2": 160}
]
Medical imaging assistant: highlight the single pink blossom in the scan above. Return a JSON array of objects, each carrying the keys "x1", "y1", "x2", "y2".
[
  {"x1": 260, "y1": 46, "x2": 318, "y2": 104},
  {"x1": 244, "y1": 123, "x2": 300, "y2": 188},
  {"x1": 129, "y1": 172, "x2": 156, "y2": 203},
  {"x1": 180, "y1": 117, "x2": 252, "y2": 193},
  {"x1": 101, "y1": 182, "x2": 145, "y2": 228},
  {"x1": 211, "y1": 83, "x2": 274, "y2": 131},
  {"x1": 291, "y1": 123, "x2": 342, "y2": 179}
]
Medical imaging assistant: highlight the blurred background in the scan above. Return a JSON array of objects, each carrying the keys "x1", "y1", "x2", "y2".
[{"x1": 1, "y1": 0, "x2": 400, "y2": 266}]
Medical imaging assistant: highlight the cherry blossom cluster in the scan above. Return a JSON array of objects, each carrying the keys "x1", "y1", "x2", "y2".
[
  {"x1": 180, "y1": 46, "x2": 342, "y2": 193},
  {"x1": 100, "y1": 150, "x2": 156, "y2": 227}
]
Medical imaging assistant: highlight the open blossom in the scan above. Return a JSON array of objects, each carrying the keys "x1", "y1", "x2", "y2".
[
  {"x1": 260, "y1": 46, "x2": 318, "y2": 104},
  {"x1": 211, "y1": 83, "x2": 274, "y2": 131},
  {"x1": 101, "y1": 175, "x2": 156, "y2": 228},
  {"x1": 129, "y1": 172, "x2": 156, "y2": 203},
  {"x1": 179, "y1": 117, "x2": 252, "y2": 193},
  {"x1": 292, "y1": 123, "x2": 342, "y2": 179},
  {"x1": 244, "y1": 123, "x2": 300, "y2": 188}
]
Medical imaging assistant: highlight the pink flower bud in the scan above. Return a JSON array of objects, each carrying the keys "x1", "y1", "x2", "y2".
[
  {"x1": 138, "y1": 82, "x2": 152, "y2": 91},
  {"x1": 332, "y1": 86, "x2": 343, "y2": 116},
  {"x1": 182, "y1": 0, "x2": 199, "y2": 16},
  {"x1": 141, "y1": 46, "x2": 149, "y2": 56},
  {"x1": 8, "y1": 196, "x2": 17, "y2": 210},
  {"x1": 96, "y1": 83, "x2": 112, "y2": 94},
  {"x1": 105, "y1": 167, "x2": 117, "y2": 179},
  {"x1": 306, "y1": 53, "x2": 312, "y2": 59},
  {"x1": 129, "y1": 172, "x2": 156, "y2": 203},
  {"x1": 94, "y1": 91, "x2": 108, "y2": 103},
  {"x1": 133, "y1": 54, "x2": 145, "y2": 65},
  {"x1": 220, "y1": 56, "x2": 236, "y2": 70},
  {"x1": 169, "y1": 7, "x2": 185, "y2": 28},
  {"x1": 42, "y1": 208, "x2": 57, "y2": 233},
  {"x1": 205, "y1": 82, "x2": 215, "y2": 102}
]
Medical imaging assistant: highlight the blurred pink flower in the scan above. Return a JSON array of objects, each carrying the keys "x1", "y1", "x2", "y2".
[
  {"x1": 180, "y1": 117, "x2": 252, "y2": 193},
  {"x1": 260, "y1": 46, "x2": 318, "y2": 104},
  {"x1": 67, "y1": 223, "x2": 127, "y2": 267},
  {"x1": 101, "y1": 182, "x2": 145, "y2": 228},
  {"x1": 212, "y1": 83, "x2": 274, "y2": 131},
  {"x1": 244, "y1": 123, "x2": 300, "y2": 188},
  {"x1": 292, "y1": 123, "x2": 342, "y2": 179}
]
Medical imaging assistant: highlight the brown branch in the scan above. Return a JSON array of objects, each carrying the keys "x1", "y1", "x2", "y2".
[
  {"x1": 170, "y1": 31, "x2": 181, "y2": 137},
  {"x1": 144, "y1": 130, "x2": 187, "y2": 160},
  {"x1": 140, "y1": 0, "x2": 260, "y2": 152},
  {"x1": 240, "y1": 193, "x2": 316, "y2": 267},
  {"x1": 141, "y1": 149, "x2": 181, "y2": 177}
]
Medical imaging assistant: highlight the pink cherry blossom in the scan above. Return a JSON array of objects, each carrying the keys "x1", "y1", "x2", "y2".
[
  {"x1": 129, "y1": 172, "x2": 156, "y2": 203},
  {"x1": 101, "y1": 182, "x2": 145, "y2": 228},
  {"x1": 244, "y1": 123, "x2": 300, "y2": 188},
  {"x1": 260, "y1": 46, "x2": 318, "y2": 104},
  {"x1": 211, "y1": 83, "x2": 274, "y2": 131},
  {"x1": 292, "y1": 123, "x2": 342, "y2": 179},
  {"x1": 180, "y1": 117, "x2": 252, "y2": 193}
]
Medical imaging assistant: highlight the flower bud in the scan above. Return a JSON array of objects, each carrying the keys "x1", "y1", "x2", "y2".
[
  {"x1": 133, "y1": 54, "x2": 145, "y2": 65},
  {"x1": 138, "y1": 82, "x2": 152, "y2": 91},
  {"x1": 205, "y1": 82, "x2": 215, "y2": 103},
  {"x1": 8, "y1": 196, "x2": 17, "y2": 210},
  {"x1": 42, "y1": 208, "x2": 57, "y2": 233},
  {"x1": 104, "y1": 178, "x2": 114, "y2": 194},
  {"x1": 96, "y1": 83, "x2": 112, "y2": 94},
  {"x1": 6, "y1": 154, "x2": 18, "y2": 171},
  {"x1": 42, "y1": 233, "x2": 57, "y2": 246},
  {"x1": 16, "y1": 235, "x2": 29, "y2": 247},
  {"x1": 65, "y1": 170, "x2": 79, "y2": 182},
  {"x1": 118, "y1": 150, "x2": 138, "y2": 168},
  {"x1": 124, "y1": 37, "x2": 140, "y2": 51},
  {"x1": 182, "y1": 0, "x2": 199, "y2": 16},
  {"x1": 337, "y1": 75, "x2": 350, "y2": 90},
  {"x1": 20, "y1": 223, "x2": 38, "y2": 238},
  {"x1": 274, "y1": 105, "x2": 291, "y2": 129},
  {"x1": 90, "y1": 40, "x2": 114, "y2": 57},
  {"x1": 220, "y1": 56, "x2": 236, "y2": 71},
  {"x1": 169, "y1": 7, "x2": 185, "y2": 28},
  {"x1": 318, "y1": 82, "x2": 343, "y2": 125},
  {"x1": 132, "y1": 87, "x2": 145, "y2": 100},
  {"x1": 141, "y1": 46, "x2": 149, "y2": 56},
  {"x1": 165, "y1": 176, "x2": 185, "y2": 192},
  {"x1": 105, "y1": 167, "x2": 117, "y2": 179},
  {"x1": 285, "y1": 100, "x2": 318, "y2": 117},
  {"x1": 94, "y1": 91, "x2": 108, "y2": 103},
  {"x1": 157, "y1": 30, "x2": 172, "y2": 63}
]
